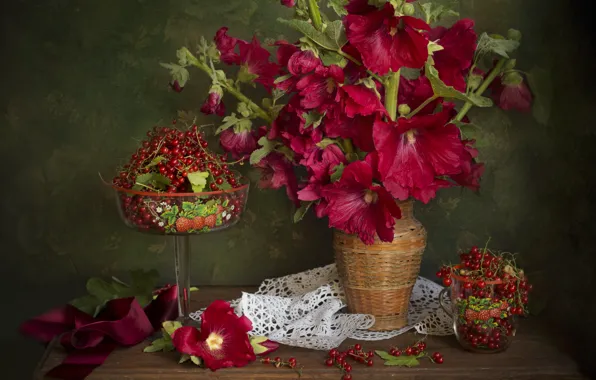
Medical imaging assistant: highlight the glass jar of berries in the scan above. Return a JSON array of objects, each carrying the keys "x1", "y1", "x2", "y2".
[{"x1": 437, "y1": 245, "x2": 532, "y2": 353}]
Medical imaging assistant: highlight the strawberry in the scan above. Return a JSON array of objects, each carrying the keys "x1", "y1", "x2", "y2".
[
  {"x1": 205, "y1": 214, "x2": 217, "y2": 228},
  {"x1": 488, "y1": 308, "x2": 502, "y2": 318},
  {"x1": 500, "y1": 301, "x2": 509, "y2": 310},
  {"x1": 477, "y1": 310, "x2": 491, "y2": 321},
  {"x1": 175, "y1": 217, "x2": 193, "y2": 233},
  {"x1": 192, "y1": 216, "x2": 205, "y2": 230},
  {"x1": 464, "y1": 309, "x2": 478, "y2": 322},
  {"x1": 216, "y1": 205, "x2": 224, "y2": 215}
]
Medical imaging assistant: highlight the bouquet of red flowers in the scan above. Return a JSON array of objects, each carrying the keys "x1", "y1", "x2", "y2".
[{"x1": 162, "y1": 0, "x2": 532, "y2": 244}]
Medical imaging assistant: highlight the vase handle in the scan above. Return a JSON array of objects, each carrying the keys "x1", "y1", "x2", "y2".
[{"x1": 438, "y1": 288, "x2": 452, "y2": 317}]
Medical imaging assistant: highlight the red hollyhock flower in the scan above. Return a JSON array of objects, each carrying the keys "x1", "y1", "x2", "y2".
[
  {"x1": 255, "y1": 151, "x2": 300, "y2": 206},
  {"x1": 269, "y1": 97, "x2": 323, "y2": 161},
  {"x1": 372, "y1": 106, "x2": 465, "y2": 203},
  {"x1": 298, "y1": 144, "x2": 347, "y2": 202},
  {"x1": 449, "y1": 138, "x2": 484, "y2": 191},
  {"x1": 398, "y1": 76, "x2": 439, "y2": 115},
  {"x1": 214, "y1": 28, "x2": 279, "y2": 91},
  {"x1": 296, "y1": 65, "x2": 345, "y2": 110},
  {"x1": 323, "y1": 84, "x2": 385, "y2": 152},
  {"x1": 274, "y1": 42, "x2": 321, "y2": 92},
  {"x1": 220, "y1": 126, "x2": 267, "y2": 159},
  {"x1": 238, "y1": 37, "x2": 280, "y2": 91},
  {"x1": 321, "y1": 160, "x2": 402, "y2": 244},
  {"x1": 171, "y1": 300, "x2": 255, "y2": 371},
  {"x1": 345, "y1": 3, "x2": 430, "y2": 75},
  {"x1": 427, "y1": 19, "x2": 477, "y2": 92},
  {"x1": 490, "y1": 72, "x2": 532, "y2": 112},
  {"x1": 214, "y1": 27, "x2": 246, "y2": 65},
  {"x1": 201, "y1": 87, "x2": 226, "y2": 116}
]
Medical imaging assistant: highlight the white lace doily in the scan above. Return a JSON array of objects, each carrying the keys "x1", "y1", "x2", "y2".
[{"x1": 190, "y1": 264, "x2": 453, "y2": 351}]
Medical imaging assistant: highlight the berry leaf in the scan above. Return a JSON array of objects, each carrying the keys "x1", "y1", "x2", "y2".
[
  {"x1": 293, "y1": 201, "x2": 313, "y2": 223},
  {"x1": 145, "y1": 156, "x2": 166, "y2": 168},
  {"x1": 375, "y1": 350, "x2": 421, "y2": 367},
  {"x1": 133, "y1": 173, "x2": 171, "y2": 191},
  {"x1": 187, "y1": 172, "x2": 209, "y2": 192}
]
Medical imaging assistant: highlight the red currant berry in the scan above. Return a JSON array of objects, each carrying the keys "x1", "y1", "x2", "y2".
[
  {"x1": 367, "y1": 359, "x2": 374, "y2": 367},
  {"x1": 404, "y1": 347, "x2": 413, "y2": 356},
  {"x1": 418, "y1": 342, "x2": 426, "y2": 350},
  {"x1": 354, "y1": 344, "x2": 362, "y2": 351},
  {"x1": 477, "y1": 280, "x2": 486, "y2": 288},
  {"x1": 262, "y1": 357, "x2": 270, "y2": 364},
  {"x1": 342, "y1": 374, "x2": 352, "y2": 380},
  {"x1": 389, "y1": 348, "x2": 397, "y2": 356},
  {"x1": 325, "y1": 358, "x2": 334, "y2": 366},
  {"x1": 443, "y1": 278, "x2": 452, "y2": 286},
  {"x1": 436, "y1": 270, "x2": 444, "y2": 278},
  {"x1": 344, "y1": 363, "x2": 352, "y2": 372},
  {"x1": 435, "y1": 357, "x2": 444, "y2": 364},
  {"x1": 329, "y1": 349, "x2": 338, "y2": 357}
]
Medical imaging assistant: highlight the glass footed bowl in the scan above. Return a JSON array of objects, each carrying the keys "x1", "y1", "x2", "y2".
[{"x1": 112, "y1": 183, "x2": 249, "y2": 235}]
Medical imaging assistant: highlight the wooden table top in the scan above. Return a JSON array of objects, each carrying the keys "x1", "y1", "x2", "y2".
[{"x1": 36, "y1": 287, "x2": 587, "y2": 380}]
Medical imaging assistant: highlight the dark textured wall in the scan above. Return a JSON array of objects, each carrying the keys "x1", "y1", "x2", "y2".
[{"x1": 1, "y1": 0, "x2": 595, "y2": 378}]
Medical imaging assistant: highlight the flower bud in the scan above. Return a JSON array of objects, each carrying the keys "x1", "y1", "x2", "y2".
[
  {"x1": 502, "y1": 71, "x2": 523, "y2": 86},
  {"x1": 398, "y1": 104, "x2": 411, "y2": 116},
  {"x1": 504, "y1": 59, "x2": 517, "y2": 71},
  {"x1": 281, "y1": 0, "x2": 295, "y2": 7},
  {"x1": 467, "y1": 74, "x2": 483, "y2": 91},
  {"x1": 507, "y1": 28, "x2": 522, "y2": 42},
  {"x1": 402, "y1": 3, "x2": 415, "y2": 16}
]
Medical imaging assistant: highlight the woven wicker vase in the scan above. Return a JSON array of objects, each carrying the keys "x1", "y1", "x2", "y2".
[{"x1": 333, "y1": 199, "x2": 426, "y2": 331}]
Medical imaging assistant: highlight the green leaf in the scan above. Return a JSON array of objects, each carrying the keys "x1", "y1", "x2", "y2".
[
  {"x1": 418, "y1": 3, "x2": 459, "y2": 24},
  {"x1": 69, "y1": 294, "x2": 101, "y2": 315},
  {"x1": 190, "y1": 356, "x2": 202, "y2": 366},
  {"x1": 237, "y1": 102, "x2": 252, "y2": 118},
  {"x1": 133, "y1": 173, "x2": 171, "y2": 191},
  {"x1": 187, "y1": 172, "x2": 209, "y2": 192},
  {"x1": 375, "y1": 350, "x2": 395, "y2": 361},
  {"x1": 330, "y1": 163, "x2": 345, "y2": 182},
  {"x1": 129, "y1": 269, "x2": 159, "y2": 294},
  {"x1": 323, "y1": 21, "x2": 348, "y2": 50},
  {"x1": 216, "y1": 113, "x2": 240, "y2": 134},
  {"x1": 327, "y1": 0, "x2": 348, "y2": 16},
  {"x1": 278, "y1": 18, "x2": 346, "y2": 51},
  {"x1": 143, "y1": 338, "x2": 173, "y2": 353},
  {"x1": 401, "y1": 67, "x2": 421, "y2": 80},
  {"x1": 293, "y1": 201, "x2": 313, "y2": 223},
  {"x1": 182, "y1": 202, "x2": 195, "y2": 212},
  {"x1": 250, "y1": 137, "x2": 279, "y2": 165},
  {"x1": 316, "y1": 138, "x2": 338, "y2": 149},
  {"x1": 233, "y1": 118, "x2": 253, "y2": 134},
  {"x1": 425, "y1": 63, "x2": 492, "y2": 107},
  {"x1": 320, "y1": 51, "x2": 347, "y2": 67},
  {"x1": 526, "y1": 66, "x2": 553, "y2": 126},
  {"x1": 145, "y1": 156, "x2": 166, "y2": 168},
  {"x1": 383, "y1": 356, "x2": 421, "y2": 367},
  {"x1": 303, "y1": 111, "x2": 325, "y2": 129},
  {"x1": 159, "y1": 63, "x2": 190, "y2": 87},
  {"x1": 162, "y1": 321, "x2": 183, "y2": 337},
  {"x1": 86, "y1": 278, "x2": 117, "y2": 301},
  {"x1": 476, "y1": 33, "x2": 520, "y2": 58},
  {"x1": 274, "y1": 74, "x2": 292, "y2": 84},
  {"x1": 238, "y1": 65, "x2": 259, "y2": 84},
  {"x1": 179, "y1": 354, "x2": 191, "y2": 364}
]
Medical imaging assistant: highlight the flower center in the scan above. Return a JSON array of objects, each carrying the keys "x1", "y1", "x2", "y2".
[
  {"x1": 364, "y1": 190, "x2": 378, "y2": 204},
  {"x1": 326, "y1": 78, "x2": 336, "y2": 93},
  {"x1": 406, "y1": 130, "x2": 416, "y2": 144},
  {"x1": 206, "y1": 332, "x2": 224, "y2": 351}
]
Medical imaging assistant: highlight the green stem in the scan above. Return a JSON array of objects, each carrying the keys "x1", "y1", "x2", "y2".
[
  {"x1": 337, "y1": 51, "x2": 384, "y2": 83},
  {"x1": 181, "y1": 47, "x2": 272, "y2": 124},
  {"x1": 385, "y1": 70, "x2": 401, "y2": 121},
  {"x1": 341, "y1": 138, "x2": 354, "y2": 154},
  {"x1": 307, "y1": 0, "x2": 323, "y2": 30},
  {"x1": 406, "y1": 95, "x2": 437, "y2": 119},
  {"x1": 455, "y1": 58, "x2": 506, "y2": 122}
]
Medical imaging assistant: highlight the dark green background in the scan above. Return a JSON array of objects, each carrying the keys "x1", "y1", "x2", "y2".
[{"x1": 2, "y1": 0, "x2": 595, "y2": 378}]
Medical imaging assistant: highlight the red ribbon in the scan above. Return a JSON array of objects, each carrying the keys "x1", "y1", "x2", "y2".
[{"x1": 20, "y1": 285, "x2": 179, "y2": 380}]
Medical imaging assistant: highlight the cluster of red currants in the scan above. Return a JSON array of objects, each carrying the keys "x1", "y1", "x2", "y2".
[
  {"x1": 112, "y1": 120, "x2": 242, "y2": 193},
  {"x1": 261, "y1": 356, "x2": 299, "y2": 370},
  {"x1": 437, "y1": 245, "x2": 532, "y2": 352},
  {"x1": 388, "y1": 341, "x2": 444, "y2": 364},
  {"x1": 325, "y1": 344, "x2": 374, "y2": 380}
]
